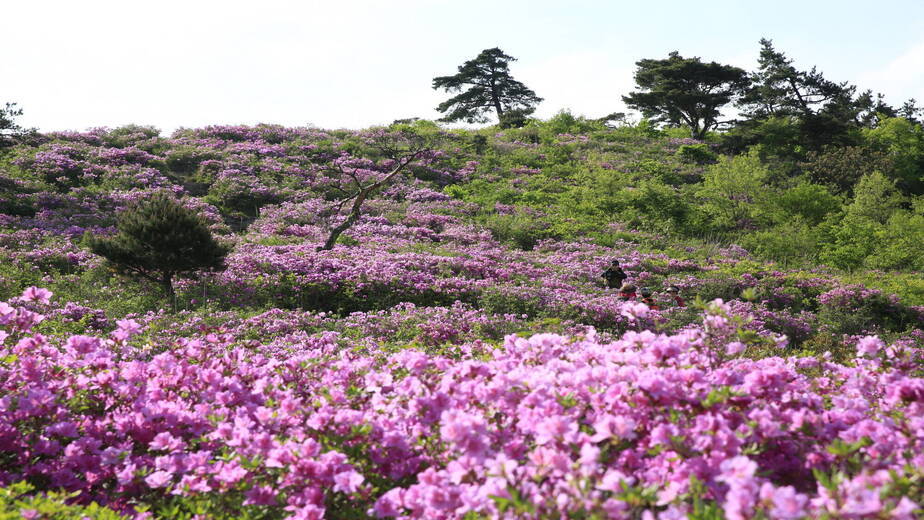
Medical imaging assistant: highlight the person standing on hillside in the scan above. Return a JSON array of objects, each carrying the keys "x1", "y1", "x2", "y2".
[{"x1": 601, "y1": 259, "x2": 628, "y2": 290}]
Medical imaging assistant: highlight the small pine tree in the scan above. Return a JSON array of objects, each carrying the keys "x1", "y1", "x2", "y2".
[{"x1": 88, "y1": 194, "x2": 229, "y2": 297}]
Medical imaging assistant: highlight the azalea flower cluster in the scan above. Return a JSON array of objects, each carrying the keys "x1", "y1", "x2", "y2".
[{"x1": 1, "y1": 289, "x2": 922, "y2": 518}]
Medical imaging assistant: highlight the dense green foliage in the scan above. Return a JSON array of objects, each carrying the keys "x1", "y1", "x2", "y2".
[
  {"x1": 87, "y1": 193, "x2": 230, "y2": 296},
  {"x1": 432, "y1": 47, "x2": 543, "y2": 127},
  {"x1": 430, "y1": 107, "x2": 924, "y2": 278},
  {"x1": 623, "y1": 51, "x2": 749, "y2": 139},
  {"x1": 0, "y1": 482, "x2": 121, "y2": 519}
]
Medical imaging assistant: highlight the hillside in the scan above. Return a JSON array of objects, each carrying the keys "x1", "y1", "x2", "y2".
[{"x1": 0, "y1": 119, "x2": 922, "y2": 518}]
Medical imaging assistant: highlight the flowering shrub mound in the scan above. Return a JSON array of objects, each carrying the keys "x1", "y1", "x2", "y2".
[{"x1": 1, "y1": 290, "x2": 922, "y2": 519}]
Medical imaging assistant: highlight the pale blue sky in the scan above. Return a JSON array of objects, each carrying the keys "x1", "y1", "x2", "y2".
[{"x1": 4, "y1": 0, "x2": 924, "y2": 133}]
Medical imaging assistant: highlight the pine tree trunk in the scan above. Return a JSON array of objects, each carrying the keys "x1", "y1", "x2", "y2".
[
  {"x1": 162, "y1": 275, "x2": 175, "y2": 298},
  {"x1": 490, "y1": 76, "x2": 504, "y2": 121}
]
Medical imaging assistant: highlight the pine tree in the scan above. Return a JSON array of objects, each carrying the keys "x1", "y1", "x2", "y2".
[
  {"x1": 88, "y1": 194, "x2": 229, "y2": 297},
  {"x1": 623, "y1": 52, "x2": 749, "y2": 139},
  {"x1": 0, "y1": 102, "x2": 33, "y2": 151},
  {"x1": 432, "y1": 48, "x2": 542, "y2": 127},
  {"x1": 738, "y1": 38, "x2": 848, "y2": 120}
]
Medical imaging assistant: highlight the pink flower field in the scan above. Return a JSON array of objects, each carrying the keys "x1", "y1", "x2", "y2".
[
  {"x1": 0, "y1": 123, "x2": 922, "y2": 518},
  {"x1": 1, "y1": 290, "x2": 923, "y2": 518}
]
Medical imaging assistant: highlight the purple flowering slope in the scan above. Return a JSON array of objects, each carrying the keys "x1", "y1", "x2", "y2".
[
  {"x1": 1, "y1": 290, "x2": 922, "y2": 518},
  {"x1": 2, "y1": 124, "x2": 924, "y2": 518}
]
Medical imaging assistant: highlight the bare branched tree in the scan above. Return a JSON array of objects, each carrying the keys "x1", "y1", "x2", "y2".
[{"x1": 317, "y1": 129, "x2": 437, "y2": 251}]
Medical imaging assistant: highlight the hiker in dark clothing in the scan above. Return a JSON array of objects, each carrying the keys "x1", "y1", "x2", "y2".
[{"x1": 601, "y1": 260, "x2": 628, "y2": 289}]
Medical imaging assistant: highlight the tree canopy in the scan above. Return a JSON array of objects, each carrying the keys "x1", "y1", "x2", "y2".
[
  {"x1": 732, "y1": 39, "x2": 906, "y2": 152},
  {"x1": 432, "y1": 47, "x2": 542, "y2": 128},
  {"x1": 738, "y1": 39, "x2": 848, "y2": 120},
  {"x1": 622, "y1": 52, "x2": 749, "y2": 139},
  {"x1": 0, "y1": 102, "x2": 30, "y2": 151}
]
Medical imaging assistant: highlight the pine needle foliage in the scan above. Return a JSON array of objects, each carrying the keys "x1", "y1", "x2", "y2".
[{"x1": 88, "y1": 194, "x2": 229, "y2": 297}]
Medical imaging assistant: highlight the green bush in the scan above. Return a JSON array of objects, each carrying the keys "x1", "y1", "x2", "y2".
[
  {"x1": 697, "y1": 151, "x2": 773, "y2": 230},
  {"x1": 842, "y1": 270, "x2": 924, "y2": 307},
  {"x1": 101, "y1": 124, "x2": 161, "y2": 150},
  {"x1": 692, "y1": 276, "x2": 742, "y2": 302},
  {"x1": 600, "y1": 180, "x2": 695, "y2": 235},
  {"x1": 629, "y1": 159, "x2": 682, "y2": 185},
  {"x1": 543, "y1": 110, "x2": 604, "y2": 135},
  {"x1": 863, "y1": 116, "x2": 924, "y2": 194},
  {"x1": 0, "y1": 481, "x2": 122, "y2": 519},
  {"x1": 801, "y1": 145, "x2": 893, "y2": 195},
  {"x1": 816, "y1": 286, "x2": 919, "y2": 336},
  {"x1": 162, "y1": 146, "x2": 221, "y2": 176},
  {"x1": 818, "y1": 214, "x2": 881, "y2": 270},
  {"x1": 865, "y1": 211, "x2": 924, "y2": 270},
  {"x1": 484, "y1": 212, "x2": 557, "y2": 250},
  {"x1": 739, "y1": 220, "x2": 820, "y2": 267},
  {"x1": 774, "y1": 182, "x2": 841, "y2": 225},
  {"x1": 676, "y1": 143, "x2": 717, "y2": 164},
  {"x1": 205, "y1": 177, "x2": 280, "y2": 217}
]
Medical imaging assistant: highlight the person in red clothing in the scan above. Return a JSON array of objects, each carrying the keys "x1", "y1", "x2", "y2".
[
  {"x1": 665, "y1": 285, "x2": 685, "y2": 307},
  {"x1": 618, "y1": 283, "x2": 637, "y2": 300},
  {"x1": 639, "y1": 287, "x2": 660, "y2": 310}
]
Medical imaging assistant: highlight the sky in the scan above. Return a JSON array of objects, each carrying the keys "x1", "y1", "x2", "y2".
[{"x1": 4, "y1": 0, "x2": 924, "y2": 134}]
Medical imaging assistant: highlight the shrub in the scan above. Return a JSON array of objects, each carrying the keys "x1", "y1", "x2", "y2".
[
  {"x1": 479, "y1": 286, "x2": 545, "y2": 317},
  {"x1": 801, "y1": 145, "x2": 893, "y2": 195},
  {"x1": 816, "y1": 285, "x2": 920, "y2": 335},
  {"x1": 0, "y1": 481, "x2": 122, "y2": 519},
  {"x1": 863, "y1": 116, "x2": 924, "y2": 194},
  {"x1": 101, "y1": 124, "x2": 161, "y2": 150},
  {"x1": 543, "y1": 110, "x2": 603, "y2": 135},
  {"x1": 162, "y1": 146, "x2": 221, "y2": 175},
  {"x1": 87, "y1": 193, "x2": 230, "y2": 297},
  {"x1": 692, "y1": 276, "x2": 742, "y2": 302},
  {"x1": 739, "y1": 220, "x2": 820, "y2": 267},
  {"x1": 483, "y1": 212, "x2": 557, "y2": 250},
  {"x1": 865, "y1": 211, "x2": 924, "y2": 271},
  {"x1": 613, "y1": 180, "x2": 693, "y2": 234},
  {"x1": 697, "y1": 151, "x2": 773, "y2": 230},
  {"x1": 818, "y1": 214, "x2": 881, "y2": 271},
  {"x1": 774, "y1": 182, "x2": 841, "y2": 225},
  {"x1": 205, "y1": 170, "x2": 281, "y2": 217},
  {"x1": 676, "y1": 143, "x2": 717, "y2": 164}
]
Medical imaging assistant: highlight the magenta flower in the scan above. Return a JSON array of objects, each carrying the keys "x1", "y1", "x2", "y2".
[
  {"x1": 856, "y1": 335, "x2": 884, "y2": 357},
  {"x1": 144, "y1": 470, "x2": 173, "y2": 489},
  {"x1": 718, "y1": 456, "x2": 757, "y2": 484},
  {"x1": 760, "y1": 483, "x2": 808, "y2": 519},
  {"x1": 333, "y1": 470, "x2": 364, "y2": 494},
  {"x1": 620, "y1": 301, "x2": 650, "y2": 320},
  {"x1": 726, "y1": 341, "x2": 746, "y2": 355},
  {"x1": 20, "y1": 286, "x2": 52, "y2": 304}
]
